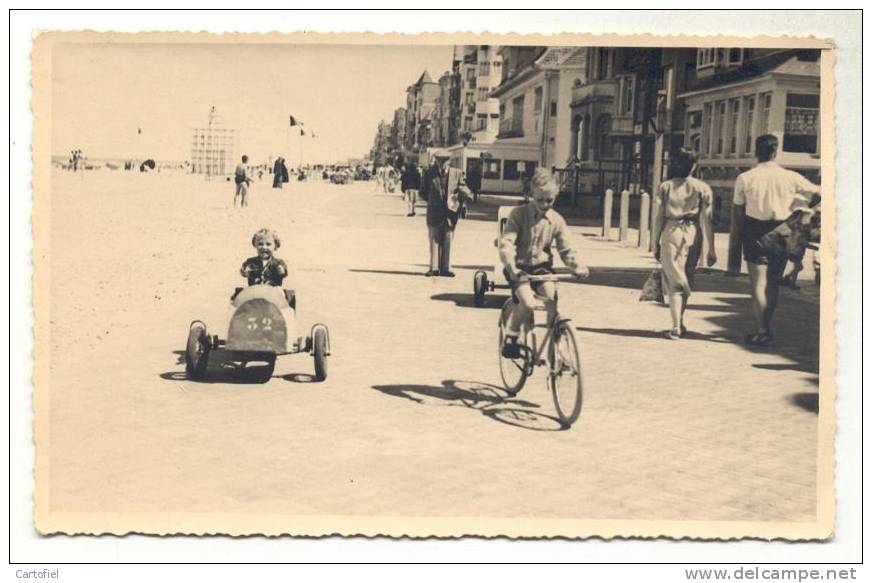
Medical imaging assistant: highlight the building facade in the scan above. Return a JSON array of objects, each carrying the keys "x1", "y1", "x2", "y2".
[
  {"x1": 679, "y1": 48, "x2": 821, "y2": 222},
  {"x1": 403, "y1": 71, "x2": 440, "y2": 162}
]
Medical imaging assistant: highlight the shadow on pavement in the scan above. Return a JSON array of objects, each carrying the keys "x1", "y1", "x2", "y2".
[
  {"x1": 283, "y1": 373, "x2": 318, "y2": 383},
  {"x1": 371, "y1": 380, "x2": 566, "y2": 431},
  {"x1": 575, "y1": 268, "x2": 820, "y2": 379},
  {"x1": 349, "y1": 268, "x2": 427, "y2": 277},
  {"x1": 430, "y1": 292, "x2": 509, "y2": 310},
  {"x1": 412, "y1": 263, "x2": 494, "y2": 272},
  {"x1": 790, "y1": 392, "x2": 819, "y2": 414},
  {"x1": 160, "y1": 351, "x2": 275, "y2": 384}
]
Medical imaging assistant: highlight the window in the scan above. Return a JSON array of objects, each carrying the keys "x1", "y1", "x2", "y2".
[
  {"x1": 697, "y1": 48, "x2": 716, "y2": 69},
  {"x1": 728, "y1": 48, "x2": 744, "y2": 65},
  {"x1": 619, "y1": 76, "x2": 635, "y2": 116},
  {"x1": 716, "y1": 101, "x2": 726, "y2": 155},
  {"x1": 476, "y1": 113, "x2": 487, "y2": 131},
  {"x1": 783, "y1": 93, "x2": 819, "y2": 154},
  {"x1": 550, "y1": 101, "x2": 557, "y2": 116},
  {"x1": 690, "y1": 133, "x2": 702, "y2": 154},
  {"x1": 479, "y1": 62, "x2": 490, "y2": 76},
  {"x1": 482, "y1": 159, "x2": 501, "y2": 179},
  {"x1": 744, "y1": 96, "x2": 756, "y2": 153},
  {"x1": 534, "y1": 86, "x2": 543, "y2": 112},
  {"x1": 503, "y1": 160, "x2": 521, "y2": 180},
  {"x1": 687, "y1": 111, "x2": 702, "y2": 129},
  {"x1": 512, "y1": 95, "x2": 525, "y2": 123},
  {"x1": 702, "y1": 103, "x2": 713, "y2": 156},
  {"x1": 729, "y1": 99, "x2": 741, "y2": 154},
  {"x1": 478, "y1": 87, "x2": 489, "y2": 101},
  {"x1": 761, "y1": 93, "x2": 772, "y2": 133},
  {"x1": 466, "y1": 92, "x2": 475, "y2": 105},
  {"x1": 596, "y1": 48, "x2": 610, "y2": 80}
]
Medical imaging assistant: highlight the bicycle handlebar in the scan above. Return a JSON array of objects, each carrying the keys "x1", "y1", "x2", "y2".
[{"x1": 525, "y1": 273, "x2": 584, "y2": 283}]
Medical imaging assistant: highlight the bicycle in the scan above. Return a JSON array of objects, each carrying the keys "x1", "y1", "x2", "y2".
[{"x1": 497, "y1": 272, "x2": 585, "y2": 427}]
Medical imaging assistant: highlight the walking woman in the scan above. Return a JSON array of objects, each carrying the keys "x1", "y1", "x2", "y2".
[{"x1": 650, "y1": 148, "x2": 717, "y2": 339}]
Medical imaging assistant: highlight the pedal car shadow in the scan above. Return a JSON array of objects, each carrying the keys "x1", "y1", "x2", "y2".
[
  {"x1": 372, "y1": 380, "x2": 565, "y2": 432},
  {"x1": 430, "y1": 292, "x2": 508, "y2": 309},
  {"x1": 283, "y1": 373, "x2": 318, "y2": 383},
  {"x1": 161, "y1": 351, "x2": 276, "y2": 384}
]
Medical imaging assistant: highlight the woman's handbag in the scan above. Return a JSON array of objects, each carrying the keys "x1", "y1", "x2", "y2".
[{"x1": 639, "y1": 269, "x2": 664, "y2": 302}]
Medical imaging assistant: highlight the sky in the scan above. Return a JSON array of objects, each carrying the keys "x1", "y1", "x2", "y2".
[{"x1": 51, "y1": 42, "x2": 454, "y2": 165}]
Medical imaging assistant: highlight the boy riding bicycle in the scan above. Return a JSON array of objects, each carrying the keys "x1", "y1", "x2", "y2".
[{"x1": 498, "y1": 168, "x2": 589, "y2": 358}]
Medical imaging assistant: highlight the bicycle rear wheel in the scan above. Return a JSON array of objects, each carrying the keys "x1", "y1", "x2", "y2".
[
  {"x1": 548, "y1": 321, "x2": 583, "y2": 427},
  {"x1": 498, "y1": 300, "x2": 531, "y2": 396}
]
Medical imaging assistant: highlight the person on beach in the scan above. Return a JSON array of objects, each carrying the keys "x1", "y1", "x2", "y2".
[
  {"x1": 729, "y1": 134, "x2": 820, "y2": 347},
  {"x1": 650, "y1": 148, "x2": 717, "y2": 340},
  {"x1": 272, "y1": 158, "x2": 284, "y2": 189},
  {"x1": 498, "y1": 168, "x2": 589, "y2": 358},
  {"x1": 400, "y1": 162, "x2": 421, "y2": 217},
  {"x1": 240, "y1": 228, "x2": 288, "y2": 287},
  {"x1": 234, "y1": 155, "x2": 252, "y2": 207}
]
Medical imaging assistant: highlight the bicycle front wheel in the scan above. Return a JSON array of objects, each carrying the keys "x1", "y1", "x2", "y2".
[{"x1": 548, "y1": 321, "x2": 584, "y2": 427}]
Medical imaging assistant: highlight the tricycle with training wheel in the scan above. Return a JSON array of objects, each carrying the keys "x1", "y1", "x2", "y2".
[{"x1": 184, "y1": 284, "x2": 331, "y2": 383}]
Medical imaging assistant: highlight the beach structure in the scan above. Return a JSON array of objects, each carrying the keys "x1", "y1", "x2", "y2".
[{"x1": 190, "y1": 106, "x2": 237, "y2": 177}]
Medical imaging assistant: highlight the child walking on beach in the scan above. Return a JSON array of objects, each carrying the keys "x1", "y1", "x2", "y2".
[
  {"x1": 240, "y1": 228, "x2": 288, "y2": 287},
  {"x1": 234, "y1": 155, "x2": 252, "y2": 207}
]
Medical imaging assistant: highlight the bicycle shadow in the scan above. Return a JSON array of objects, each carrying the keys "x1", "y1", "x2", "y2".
[{"x1": 371, "y1": 380, "x2": 567, "y2": 431}]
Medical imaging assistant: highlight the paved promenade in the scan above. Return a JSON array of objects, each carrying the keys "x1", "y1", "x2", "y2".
[{"x1": 45, "y1": 172, "x2": 822, "y2": 530}]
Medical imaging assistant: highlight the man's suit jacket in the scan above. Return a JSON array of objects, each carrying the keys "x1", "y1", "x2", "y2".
[{"x1": 422, "y1": 165, "x2": 469, "y2": 229}]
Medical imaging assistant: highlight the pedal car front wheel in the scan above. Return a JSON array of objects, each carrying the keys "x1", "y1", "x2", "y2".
[
  {"x1": 473, "y1": 271, "x2": 488, "y2": 306},
  {"x1": 313, "y1": 327, "x2": 328, "y2": 381},
  {"x1": 185, "y1": 321, "x2": 210, "y2": 380}
]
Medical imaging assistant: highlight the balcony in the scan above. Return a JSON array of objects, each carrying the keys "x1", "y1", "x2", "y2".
[
  {"x1": 498, "y1": 117, "x2": 524, "y2": 138},
  {"x1": 571, "y1": 80, "x2": 617, "y2": 107}
]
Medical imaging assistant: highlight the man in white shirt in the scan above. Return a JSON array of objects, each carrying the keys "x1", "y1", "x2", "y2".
[{"x1": 729, "y1": 134, "x2": 820, "y2": 346}]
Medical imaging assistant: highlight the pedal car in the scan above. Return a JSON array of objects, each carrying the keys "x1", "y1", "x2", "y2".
[
  {"x1": 185, "y1": 284, "x2": 331, "y2": 383},
  {"x1": 473, "y1": 206, "x2": 515, "y2": 306}
]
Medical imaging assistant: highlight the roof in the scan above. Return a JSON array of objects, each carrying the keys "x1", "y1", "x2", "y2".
[
  {"x1": 535, "y1": 47, "x2": 586, "y2": 69},
  {"x1": 416, "y1": 70, "x2": 435, "y2": 85}
]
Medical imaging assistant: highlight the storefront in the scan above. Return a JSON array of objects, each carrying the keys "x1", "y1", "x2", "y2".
[{"x1": 446, "y1": 142, "x2": 540, "y2": 195}]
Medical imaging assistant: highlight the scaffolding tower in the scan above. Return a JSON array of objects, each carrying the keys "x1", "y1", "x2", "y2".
[{"x1": 190, "y1": 106, "x2": 237, "y2": 178}]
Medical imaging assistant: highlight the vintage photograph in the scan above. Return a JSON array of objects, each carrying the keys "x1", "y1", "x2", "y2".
[{"x1": 30, "y1": 30, "x2": 834, "y2": 540}]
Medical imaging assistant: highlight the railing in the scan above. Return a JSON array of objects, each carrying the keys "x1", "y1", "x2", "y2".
[{"x1": 498, "y1": 117, "x2": 524, "y2": 138}]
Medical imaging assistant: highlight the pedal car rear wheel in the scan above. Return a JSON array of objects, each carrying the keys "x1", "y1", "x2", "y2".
[
  {"x1": 313, "y1": 328, "x2": 328, "y2": 381},
  {"x1": 253, "y1": 355, "x2": 276, "y2": 384},
  {"x1": 185, "y1": 321, "x2": 210, "y2": 380},
  {"x1": 473, "y1": 271, "x2": 488, "y2": 306}
]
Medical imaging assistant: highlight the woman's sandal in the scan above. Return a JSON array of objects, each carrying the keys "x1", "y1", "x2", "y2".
[{"x1": 665, "y1": 328, "x2": 682, "y2": 340}]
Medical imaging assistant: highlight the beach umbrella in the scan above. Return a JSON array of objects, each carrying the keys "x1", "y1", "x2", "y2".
[{"x1": 140, "y1": 159, "x2": 156, "y2": 172}]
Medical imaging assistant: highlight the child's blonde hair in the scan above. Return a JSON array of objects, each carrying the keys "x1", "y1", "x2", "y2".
[
  {"x1": 251, "y1": 228, "x2": 281, "y2": 249},
  {"x1": 531, "y1": 168, "x2": 559, "y2": 197}
]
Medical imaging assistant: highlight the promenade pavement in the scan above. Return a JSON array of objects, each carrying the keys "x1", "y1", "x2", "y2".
[{"x1": 44, "y1": 172, "x2": 822, "y2": 532}]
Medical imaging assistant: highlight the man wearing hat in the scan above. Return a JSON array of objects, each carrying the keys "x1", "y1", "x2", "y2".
[{"x1": 420, "y1": 150, "x2": 472, "y2": 277}]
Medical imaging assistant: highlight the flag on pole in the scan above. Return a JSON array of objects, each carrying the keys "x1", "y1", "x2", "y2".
[
  {"x1": 289, "y1": 115, "x2": 299, "y2": 127},
  {"x1": 311, "y1": 132, "x2": 317, "y2": 139},
  {"x1": 137, "y1": 127, "x2": 142, "y2": 135},
  {"x1": 300, "y1": 128, "x2": 306, "y2": 136}
]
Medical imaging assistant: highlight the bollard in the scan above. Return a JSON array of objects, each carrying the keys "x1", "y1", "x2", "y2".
[
  {"x1": 602, "y1": 188, "x2": 614, "y2": 240},
  {"x1": 638, "y1": 190, "x2": 650, "y2": 249},
  {"x1": 618, "y1": 189, "x2": 630, "y2": 242}
]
